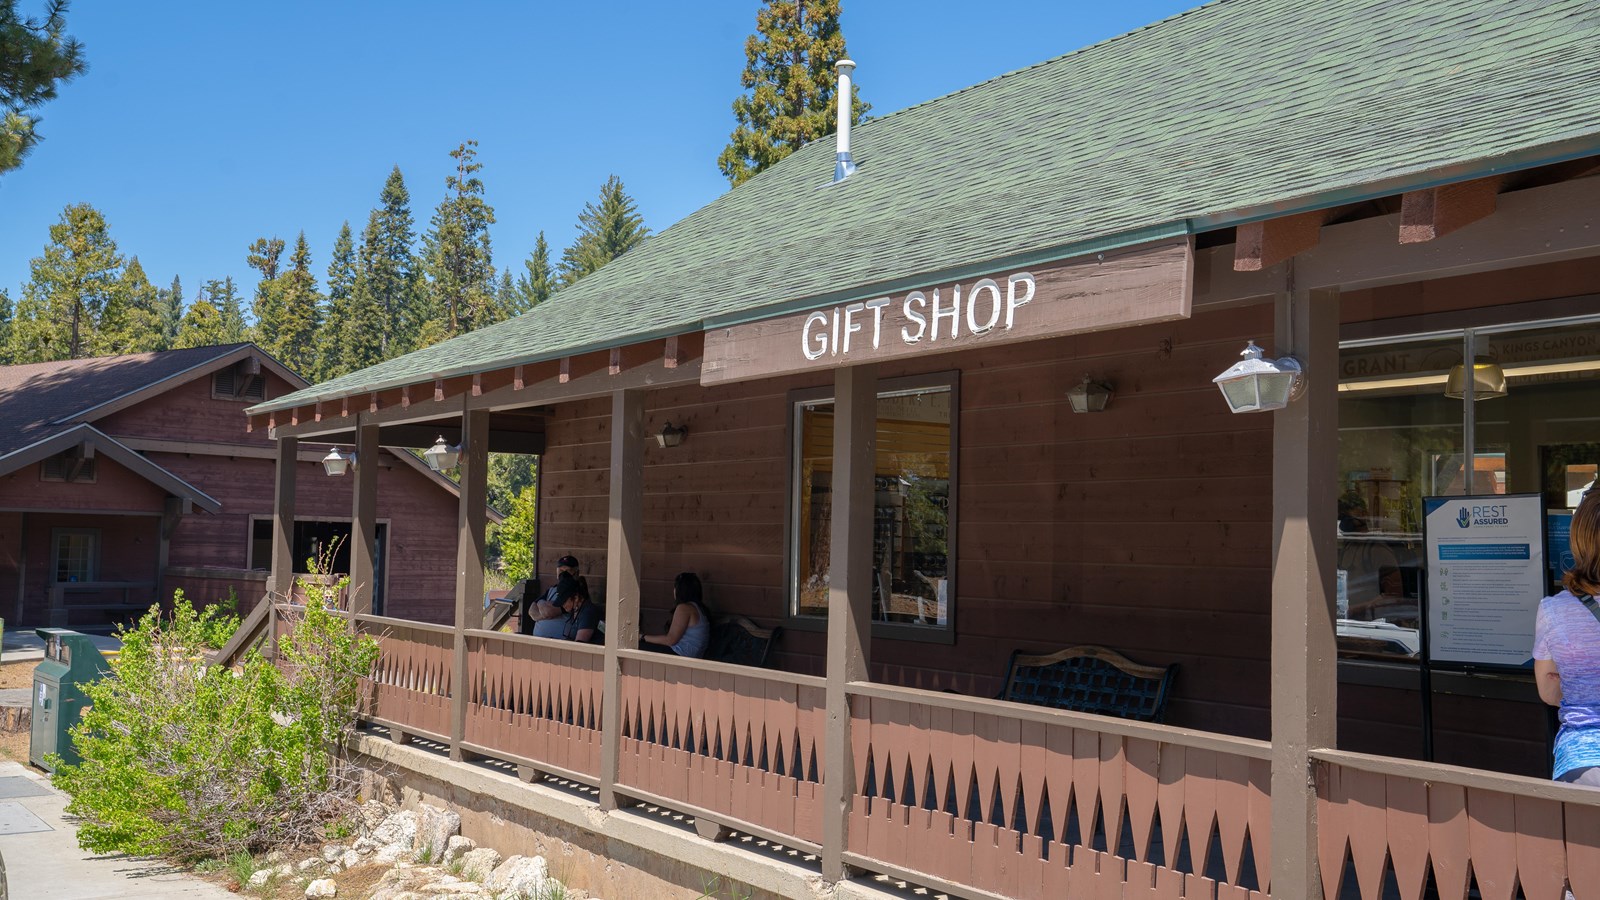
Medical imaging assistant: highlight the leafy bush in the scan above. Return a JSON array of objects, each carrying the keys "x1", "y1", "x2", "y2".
[{"x1": 51, "y1": 583, "x2": 379, "y2": 861}]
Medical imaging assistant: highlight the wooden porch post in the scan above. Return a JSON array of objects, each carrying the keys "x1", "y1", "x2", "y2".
[
  {"x1": 1270, "y1": 286, "x2": 1339, "y2": 898},
  {"x1": 823, "y1": 363, "x2": 876, "y2": 882},
  {"x1": 601, "y1": 388, "x2": 644, "y2": 811},
  {"x1": 349, "y1": 417, "x2": 380, "y2": 616},
  {"x1": 449, "y1": 407, "x2": 490, "y2": 762},
  {"x1": 266, "y1": 436, "x2": 298, "y2": 659}
]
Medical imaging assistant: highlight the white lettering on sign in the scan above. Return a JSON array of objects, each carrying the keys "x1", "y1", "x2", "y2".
[{"x1": 803, "y1": 272, "x2": 1037, "y2": 360}]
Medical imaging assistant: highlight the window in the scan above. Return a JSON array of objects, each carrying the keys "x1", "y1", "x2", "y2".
[
  {"x1": 249, "y1": 518, "x2": 389, "y2": 614},
  {"x1": 1337, "y1": 315, "x2": 1600, "y2": 661},
  {"x1": 52, "y1": 529, "x2": 99, "y2": 583},
  {"x1": 789, "y1": 373, "x2": 957, "y2": 639}
]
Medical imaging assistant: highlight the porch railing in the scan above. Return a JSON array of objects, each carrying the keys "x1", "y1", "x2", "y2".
[
  {"x1": 285, "y1": 603, "x2": 1600, "y2": 900},
  {"x1": 1314, "y1": 748, "x2": 1600, "y2": 900}
]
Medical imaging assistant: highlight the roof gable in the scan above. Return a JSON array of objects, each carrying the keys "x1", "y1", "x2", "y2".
[{"x1": 261, "y1": 0, "x2": 1600, "y2": 411}]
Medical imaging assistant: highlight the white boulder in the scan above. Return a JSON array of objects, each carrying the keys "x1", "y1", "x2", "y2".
[{"x1": 305, "y1": 878, "x2": 338, "y2": 898}]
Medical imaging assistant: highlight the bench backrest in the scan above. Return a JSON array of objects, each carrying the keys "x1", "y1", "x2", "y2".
[
  {"x1": 1001, "y1": 645, "x2": 1176, "y2": 722},
  {"x1": 706, "y1": 615, "x2": 781, "y2": 668}
]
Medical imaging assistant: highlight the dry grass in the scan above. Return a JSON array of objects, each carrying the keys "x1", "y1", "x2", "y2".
[
  {"x1": 0, "y1": 728, "x2": 30, "y2": 764},
  {"x1": 0, "y1": 660, "x2": 39, "y2": 690},
  {"x1": 197, "y1": 859, "x2": 391, "y2": 899}
]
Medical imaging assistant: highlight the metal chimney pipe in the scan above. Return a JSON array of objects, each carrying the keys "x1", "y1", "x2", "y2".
[{"x1": 834, "y1": 58, "x2": 858, "y2": 183}]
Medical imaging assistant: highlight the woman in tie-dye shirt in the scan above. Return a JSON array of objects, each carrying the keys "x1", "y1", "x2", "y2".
[{"x1": 1535, "y1": 489, "x2": 1600, "y2": 785}]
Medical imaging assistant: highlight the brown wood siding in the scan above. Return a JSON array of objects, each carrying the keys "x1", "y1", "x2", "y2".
[
  {"x1": 95, "y1": 369, "x2": 291, "y2": 445},
  {"x1": 1, "y1": 458, "x2": 170, "y2": 512},
  {"x1": 16, "y1": 513, "x2": 159, "y2": 625},
  {"x1": 539, "y1": 305, "x2": 1279, "y2": 739}
]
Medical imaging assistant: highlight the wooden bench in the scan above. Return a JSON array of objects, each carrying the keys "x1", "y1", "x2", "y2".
[
  {"x1": 705, "y1": 615, "x2": 781, "y2": 668},
  {"x1": 999, "y1": 645, "x2": 1176, "y2": 722}
]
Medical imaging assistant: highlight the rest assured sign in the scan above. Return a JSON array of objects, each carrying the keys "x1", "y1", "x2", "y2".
[{"x1": 701, "y1": 238, "x2": 1193, "y2": 384}]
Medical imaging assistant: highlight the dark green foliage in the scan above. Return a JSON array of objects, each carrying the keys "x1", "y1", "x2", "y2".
[
  {"x1": 717, "y1": 0, "x2": 869, "y2": 187},
  {"x1": 172, "y1": 289, "x2": 226, "y2": 349},
  {"x1": 352, "y1": 166, "x2": 422, "y2": 359},
  {"x1": 253, "y1": 232, "x2": 321, "y2": 374},
  {"x1": 421, "y1": 141, "x2": 500, "y2": 344},
  {"x1": 559, "y1": 175, "x2": 648, "y2": 285},
  {"x1": 158, "y1": 275, "x2": 184, "y2": 350},
  {"x1": 513, "y1": 231, "x2": 555, "y2": 313},
  {"x1": 51, "y1": 587, "x2": 379, "y2": 861},
  {"x1": 100, "y1": 256, "x2": 163, "y2": 354},
  {"x1": 9, "y1": 202, "x2": 125, "y2": 361},
  {"x1": 315, "y1": 221, "x2": 356, "y2": 381},
  {"x1": 0, "y1": 288, "x2": 12, "y2": 364},
  {"x1": 209, "y1": 276, "x2": 249, "y2": 343},
  {"x1": 0, "y1": 0, "x2": 86, "y2": 174}
]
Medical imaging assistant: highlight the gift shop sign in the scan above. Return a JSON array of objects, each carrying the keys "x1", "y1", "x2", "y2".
[{"x1": 701, "y1": 239, "x2": 1194, "y2": 384}]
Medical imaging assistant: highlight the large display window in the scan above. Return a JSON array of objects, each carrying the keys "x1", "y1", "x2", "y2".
[{"x1": 1337, "y1": 316, "x2": 1600, "y2": 660}]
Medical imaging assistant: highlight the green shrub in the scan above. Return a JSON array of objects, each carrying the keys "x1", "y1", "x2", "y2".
[{"x1": 51, "y1": 582, "x2": 379, "y2": 861}]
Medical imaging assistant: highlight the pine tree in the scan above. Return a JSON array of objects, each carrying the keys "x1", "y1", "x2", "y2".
[
  {"x1": 8, "y1": 202, "x2": 124, "y2": 362},
  {"x1": 0, "y1": 288, "x2": 13, "y2": 364},
  {"x1": 513, "y1": 231, "x2": 555, "y2": 313},
  {"x1": 421, "y1": 141, "x2": 499, "y2": 342},
  {"x1": 158, "y1": 274, "x2": 184, "y2": 350},
  {"x1": 717, "y1": 0, "x2": 870, "y2": 187},
  {"x1": 497, "y1": 270, "x2": 517, "y2": 313},
  {"x1": 559, "y1": 176, "x2": 648, "y2": 285},
  {"x1": 173, "y1": 289, "x2": 226, "y2": 349},
  {"x1": 354, "y1": 166, "x2": 421, "y2": 357},
  {"x1": 254, "y1": 232, "x2": 320, "y2": 374},
  {"x1": 344, "y1": 212, "x2": 390, "y2": 373},
  {"x1": 1, "y1": 0, "x2": 86, "y2": 174},
  {"x1": 205, "y1": 277, "x2": 248, "y2": 343},
  {"x1": 98, "y1": 256, "x2": 163, "y2": 354},
  {"x1": 315, "y1": 221, "x2": 356, "y2": 381}
]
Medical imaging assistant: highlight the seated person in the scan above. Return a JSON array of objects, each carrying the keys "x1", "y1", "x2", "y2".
[
  {"x1": 561, "y1": 577, "x2": 602, "y2": 644},
  {"x1": 524, "y1": 554, "x2": 581, "y2": 638},
  {"x1": 641, "y1": 572, "x2": 711, "y2": 658}
]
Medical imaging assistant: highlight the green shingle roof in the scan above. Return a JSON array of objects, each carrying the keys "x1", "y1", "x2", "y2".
[{"x1": 257, "y1": 0, "x2": 1600, "y2": 414}]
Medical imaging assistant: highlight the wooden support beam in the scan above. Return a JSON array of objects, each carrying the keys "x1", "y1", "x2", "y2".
[
  {"x1": 822, "y1": 363, "x2": 877, "y2": 882},
  {"x1": 241, "y1": 356, "x2": 261, "y2": 375},
  {"x1": 349, "y1": 418, "x2": 380, "y2": 617},
  {"x1": 401, "y1": 385, "x2": 411, "y2": 408},
  {"x1": 434, "y1": 378, "x2": 445, "y2": 402},
  {"x1": 449, "y1": 406, "x2": 491, "y2": 763},
  {"x1": 664, "y1": 332, "x2": 704, "y2": 369},
  {"x1": 314, "y1": 401, "x2": 323, "y2": 423},
  {"x1": 608, "y1": 348, "x2": 622, "y2": 375},
  {"x1": 1235, "y1": 209, "x2": 1324, "y2": 271},
  {"x1": 600, "y1": 388, "x2": 644, "y2": 811},
  {"x1": 267, "y1": 436, "x2": 298, "y2": 661},
  {"x1": 471, "y1": 373, "x2": 482, "y2": 397},
  {"x1": 1399, "y1": 176, "x2": 1498, "y2": 243},
  {"x1": 513, "y1": 365, "x2": 525, "y2": 390},
  {"x1": 1270, "y1": 287, "x2": 1340, "y2": 900}
]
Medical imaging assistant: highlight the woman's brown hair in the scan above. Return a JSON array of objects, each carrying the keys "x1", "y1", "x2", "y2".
[{"x1": 1565, "y1": 487, "x2": 1600, "y2": 597}]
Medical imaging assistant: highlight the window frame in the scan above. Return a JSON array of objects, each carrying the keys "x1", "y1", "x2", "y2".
[
  {"x1": 247, "y1": 515, "x2": 393, "y2": 614},
  {"x1": 783, "y1": 370, "x2": 960, "y2": 645},
  {"x1": 51, "y1": 528, "x2": 101, "y2": 584}
]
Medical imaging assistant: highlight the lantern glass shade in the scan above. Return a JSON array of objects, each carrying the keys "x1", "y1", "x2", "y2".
[
  {"x1": 423, "y1": 436, "x2": 460, "y2": 471},
  {"x1": 1444, "y1": 361, "x2": 1507, "y2": 400},
  {"x1": 656, "y1": 422, "x2": 687, "y2": 448},
  {"x1": 321, "y1": 447, "x2": 354, "y2": 477},
  {"x1": 1213, "y1": 340, "x2": 1304, "y2": 413},
  {"x1": 1067, "y1": 376, "x2": 1113, "y2": 413}
]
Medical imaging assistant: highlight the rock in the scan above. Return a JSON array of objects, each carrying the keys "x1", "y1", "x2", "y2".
[
  {"x1": 459, "y1": 847, "x2": 501, "y2": 880},
  {"x1": 422, "y1": 882, "x2": 482, "y2": 894},
  {"x1": 305, "y1": 878, "x2": 338, "y2": 898},
  {"x1": 276, "y1": 863, "x2": 295, "y2": 877},
  {"x1": 413, "y1": 805, "x2": 462, "y2": 860},
  {"x1": 486, "y1": 855, "x2": 548, "y2": 897},
  {"x1": 372, "y1": 809, "x2": 420, "y2": 849},
  {"x1": 341, "y1": 849, "x2": 364, "y2": 869},
  {"x1": 354, "y1": 837, "x2": 381, "y2": 853},
  {"x1": 322, "y1": 843, "x2": 348, "y2": 863},
  {"x1": 361, "y1": 799, "x2": 393, "y2": 833},
  {"x1": 265, "y1": 850, "x2": 287, "y2": 865},
  {"x1": 442, "y1": 834, "x2": 476, "y2": 864},
  {"x1": 375, "y1": 842, "x2": 413, "y2": 865},
  {"x1": 298, "y1": 857, "x2": 326, "y2": 872},
  {"x1": 247, "y1": 869, "x2": 274, "y2": 888}
]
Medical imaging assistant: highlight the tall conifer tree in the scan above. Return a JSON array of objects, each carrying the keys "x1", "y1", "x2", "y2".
[
  {"x1": 99, "y1": 255, "x2": 163, "y2": 354},
  {"x1": 158, "y1": 274, "x2": 184, "y2": 350},
  {"x1": 205, "y1": 277, "x2": 248, "y2": 343},
  {"x1": 559, "y1": 175, "x2": 648, "y2": 285},
  {"x1": 0, "y1": 288, "x2": 13, "y2": 364},
  {"x1": 316, "y1": 221, "x2": 356, "y2": 380},
  {"x1": 173, "y1": 288, "x2": 226, "y2": 349},
  {"x1": 9, "y1": 202, "x2": 124, "y2": 362},
  {"x1": 421, "y1": 140, "x2": 499, "y2": 343},
  {"x1": 717, "y1": 0, "x2": 869, "y2": 187},
  {"x1": 513, "y1": 231, "x2": 555, "y2": 313},
  {"x1": 344, "y1": 213, "x2": 389, "y2": 373},
  {"x1": 255, "y1": 232, "x2": 320, "y2": 374},
  {"x1": 1, "y1": 0, "x2": 86, "y2": 174},
  {"x1": 352, "y1": 166, "x2": 420, "y2": 357}
]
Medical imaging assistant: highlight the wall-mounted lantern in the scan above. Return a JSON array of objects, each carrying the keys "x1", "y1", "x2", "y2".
[
  {"x1": 423, "y1": 435, "x2": 462, "y2": 472},
  {"x1": 321, "y1": 447, "x2": 356, "y2": 477},
  {"x1": 1444, "y1": 360, "x2": 1507, "y2": 401},
  {"x1": 657, "y1": 422, "x2": 688, "y2": 449},
  {"x1": 1066, "y1": 375, "x2": 1113, "y2": 413},
  {"x1": 1213, "y1": 340, "x2": 1305, "y2": 413}
]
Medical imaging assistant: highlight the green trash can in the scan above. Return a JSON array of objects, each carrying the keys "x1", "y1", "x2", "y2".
[{"x1": 29, "y1": 628, "x2": 113, "y2": 772}]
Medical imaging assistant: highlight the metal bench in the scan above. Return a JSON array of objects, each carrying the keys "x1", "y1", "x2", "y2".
[{"x1": 999, "y1": 645, "x2": 1176, "y2": 722}]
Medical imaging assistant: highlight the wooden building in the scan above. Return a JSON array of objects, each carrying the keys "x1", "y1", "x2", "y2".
[
  {"x1": 0, "y1": 343, "x2": 490, "y2": 628},
  {"x1": 241, "y1": 1, "x2": 1600, "y2": 896}
]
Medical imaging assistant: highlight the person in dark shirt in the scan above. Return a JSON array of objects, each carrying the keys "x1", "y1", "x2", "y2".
[{"x1": 561, "y1": 576, "x2": 602, "y2": 644}]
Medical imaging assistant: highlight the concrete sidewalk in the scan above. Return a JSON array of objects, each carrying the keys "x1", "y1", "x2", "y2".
[{"x1": 0, "y1": 761, "x2": 235, "y2": 898}]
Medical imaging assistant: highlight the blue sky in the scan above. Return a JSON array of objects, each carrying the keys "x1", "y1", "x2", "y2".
[{"x1": 0, "y1": 1, "x2": 1197, "y2": 306}]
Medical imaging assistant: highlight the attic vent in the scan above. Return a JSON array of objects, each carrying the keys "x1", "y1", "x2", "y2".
[
  {"x1": 213, "y1": 363, "x2": 266, "y2": 402},
  {"x1": 41, "y1": 449, "x2": 97, "y2": 483}
]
